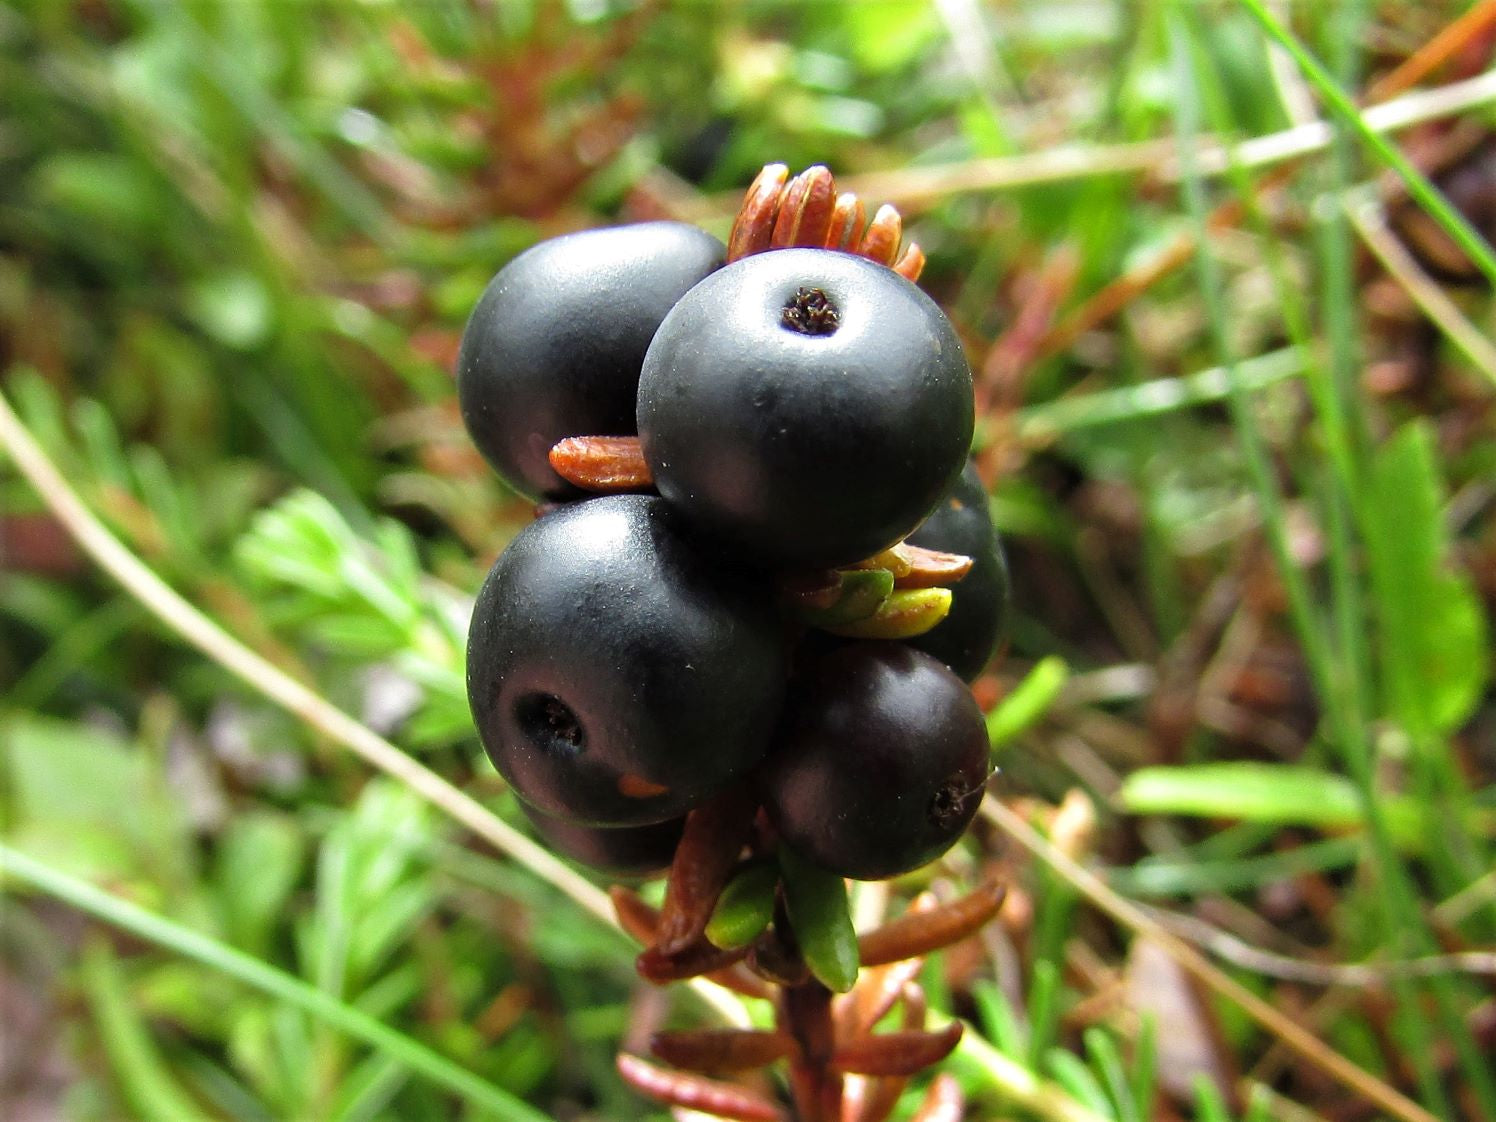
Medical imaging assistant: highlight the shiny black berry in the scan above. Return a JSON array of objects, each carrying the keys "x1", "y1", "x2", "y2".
[
  {"x1": 637, "y1": 249, "x2": 974, "y2": 569},
  {"x1": 906, "y1": 461, "x2": 1010, "y2": 681},
  {"x1": 758, "y1": 644, "x2": 990, "y2": 880},
  {"x1": 466, "y1": 495, "x2": 786, "y2": 826},
  {"x1": 521, "y1": 803, "x2": 685, "y2": 880},
  {"x1": 458, "y1": 222, "x2": 725, "y2": 501}
]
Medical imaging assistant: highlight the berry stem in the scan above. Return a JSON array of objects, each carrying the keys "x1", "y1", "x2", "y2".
[{"x1": 779, "y1": 980, "x2": 840, "y2": 1122}]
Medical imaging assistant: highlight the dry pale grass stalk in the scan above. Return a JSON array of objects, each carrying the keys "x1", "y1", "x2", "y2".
[
  {"x1": 669, "y1": 72, "x2": 1496, "y2": 227},
  {"x1": 1346, "y1": 191, "x2": 1496, "y2": 386}
]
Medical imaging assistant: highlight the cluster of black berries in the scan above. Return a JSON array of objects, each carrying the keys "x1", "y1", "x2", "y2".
[{"x1": 459, "y1": 213, "x2": 1009, "y2": 887}]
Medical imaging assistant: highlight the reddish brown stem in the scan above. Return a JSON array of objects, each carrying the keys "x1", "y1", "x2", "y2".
[
  {"x1": 780, "y1": 981, "x2": 841, "y2": 1122},
  {"x1": 831, "y1": 1023, "x2": 963, "y2": 1077},
  {"x1": 617, "y1": 1053, "x2": 787, "y2": 1122},
  {"x1": 748, "y1": 922, "x2": 811, "y2": 988},
  {"x1": 658, "y1": 787, "x2": 760, "y2": 954},
  {"x1": 857, "y1": 882, "x2": 1005, "y2": 967},
  {"x1": 548, "y1": 435, "x2": 652, "y2": 492},
  {"x1": 650, "y1": 1028, "x2": 800, "y2": 1075}
]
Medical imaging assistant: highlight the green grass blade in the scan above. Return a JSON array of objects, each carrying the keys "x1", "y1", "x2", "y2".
[
  {"x1": 1083, "y1": 1028, "x2": 1138, "y2": 1122},
  {"x1": 81, "y1": 940, "x2": 212, "y2": 1122},
  {"x1": 0, "y1": 843, "x2": 553, "y2": 1122},
  {"x1": 1235, "y1": 0, "x2": 1496, "y2": 287},
  {"x1": 987, "y1": 656, "x2": 1069, "y2": 752},
  {"x1": 1110, "y1": 836, "x2": 1361, "y2": 898},
  {"x1": 1015, "y1": 348, "x2": 1304, "y2": 440}
]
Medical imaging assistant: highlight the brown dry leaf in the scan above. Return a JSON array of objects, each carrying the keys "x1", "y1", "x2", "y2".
[{"x1": 1125, "y1": 935, "x2": 1233, "y2": 1106}]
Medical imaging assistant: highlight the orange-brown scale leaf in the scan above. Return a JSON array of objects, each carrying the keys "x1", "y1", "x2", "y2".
[
  {"x1": 616, "y1": 1053, "x2": 787, "y2": 1122},
  {"x1": 847, "y1": 546, "x2": 913, "y2": 579},
  {"x1": 610, "y1": 885, "x2": 660, "y2": 944},
  {"x1": 899, "y1": 981, "x2": 927, "y2": 1031},
  {"x1": 728, "y1": 163, "x2": 790, "y2": 261},
  {"x1": 707, "y1": 963, "x2": 776, "y2": 1001},
  {"x1": 831, "y1": 1023, "x2": 963, "y2": 1077},
  {"x1": 841, "y1": 984, "x2": 930, "y2": 1122},
  {"x1": 827, "y1": 193, "x2": 865, "y2": 251},
  {"x1": 636, "y1": 935, "x2": 750, "y2": 984},
  {"x1": 891, "y1": 543, "x2": 973, "y2": 589},
  {"x1": 893, "y1": 242, "x2": 926, "y2": 283},
  {"x1": 857, "y1": 882, "x2": 1005, "y2": 967},
  {"x1": 909, "y1": 1073, "x2": 965, "y2": 1122},
  {"x1": 780, "y1": 569, "x2": 846, "y2": 613},
  {"x1": 650, "y1": 1029, "x2": 799, "y2": 1075},
  {"x1": 657, "y1": 787, "x2": 760, "y2": 954},
  {"x1": 548, "y1": 435, "x2": 653, "y2": 491},
  {"x1": 846, "y1": 1073, "x2": 906, "y2": 1122},
  {"x1": 835, "y1": 956, "x2": 925, "y2": 1040},
  {"x1": 857, "y1": 205, "x2": 902, "y2": 267},
  {"x1": 771, "y1": 166, "x2": 837, "y2": 250}
]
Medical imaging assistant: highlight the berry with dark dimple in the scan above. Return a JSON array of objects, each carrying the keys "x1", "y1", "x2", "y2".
[
  {"x1": 520, "y1": 802, "x2": 685, "y2": 880},
  {"x1": 637, "y1": 249, "x2": 974, "y2": 569},
  {"x1": 458, "y1": 222, "x2": 725, "y2": 501},
  {"x1": 466, "y1": 494, "x2": 786, "y2": 826},
  {"x1": 906, "y1": 460, "x2": 1010, "y2": 681},
  {"x1": 758, "y1": 644, "x2": 990, "y2": 880}
]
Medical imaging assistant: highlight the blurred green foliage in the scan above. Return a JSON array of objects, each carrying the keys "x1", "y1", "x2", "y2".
[{"x1": 2, "y1": 1, "x2": 1493, "y2": 1120}]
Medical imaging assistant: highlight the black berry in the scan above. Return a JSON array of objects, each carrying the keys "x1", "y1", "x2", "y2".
[
  {"x1": 758, "y1": 644, "x2": 990, "y2": 880},
  {"x1": 458, "y1": 222, "x2": 725, "y2": 501},
  {"x1": 637, "y1": 249, "x2": 974, "y2": 569},
  {"x1": 521, "y1": 802, "x2": 685, "y2": 879},
  {"x1": 906, "y1": 460, "x2": 1010, "y2": 681},
  {"x1": 466, "y1": 495, "x2": 786, "y2": 826}
]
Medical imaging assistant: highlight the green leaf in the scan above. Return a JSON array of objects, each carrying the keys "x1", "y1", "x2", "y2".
[
  {"x1": 1043, "y1": 1047, "x2": 1112, "y2": 1116},
  {"x1": 215, "y1": 814, "x2": 304, "y2": 958},
  {"x1": 705, "y1": 860, "x2": 778, "y2": 951},
  {"x1": 800, "y1": 568, "x2": 894, "y2": 628},
  {"x1": 1120, "y1": 763, "x2": 1430, "y2": 844},
  {"x1": 986, "y1": 656, "x2": 1069, "y2": 752},
  {"x1": 186, "y1": 270, "x2": 273, "y2": 350},
  {"x1": 81, "y1": 940, "x2": 211, "y2": 1122},
  {"x1": 1, "y1": 714, "x2": 193, "y2": 890},
  {"x1": 1123, "y1": 762, "x2": 1364, "y2": 825},
  {"x1": 1363, "y1": 422, "x2": 1489, "y2": 739},
  {"x1": 778, "y1": 847, "x2": 859, "y2": 993},
  {"x1": 821, "y1": 587, "x2": 951, "y2": 640},
  {"x1": 843, "y1": 0, "x2": 939, "y2": 72}
]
